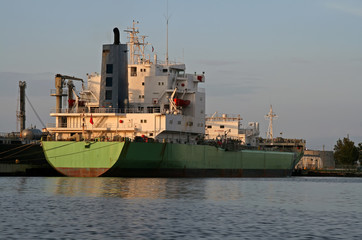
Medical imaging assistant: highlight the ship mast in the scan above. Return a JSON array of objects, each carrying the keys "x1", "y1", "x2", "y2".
[
  {"x1": 165, "y1": 0, "x2": 170, "y2": 65},
  {"x1": 265, "y1": 105, "x2": 278, "y2": 144},
  {"x1": 125, "y1": 21, "x2": 149, "y2": 64}
]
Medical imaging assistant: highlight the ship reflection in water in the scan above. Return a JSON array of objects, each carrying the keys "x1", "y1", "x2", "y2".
[
  {"x1": 50, "y1": 177, "x2": 212, "y2": 199},
  {"x1": 51, "y1": 177, "x2": 250, "y2": 201}
]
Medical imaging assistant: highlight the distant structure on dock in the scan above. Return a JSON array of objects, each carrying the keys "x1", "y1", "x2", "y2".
[
  {"x1": 258, "y1": 105, "x2": 336, "y2": 171},
  {"x1": 296, "y1": 150, "x2": 335, "y2": 170}
]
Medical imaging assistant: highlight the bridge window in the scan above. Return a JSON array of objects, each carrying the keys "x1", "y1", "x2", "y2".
[
  {"x1": 105, "y1": 90, "x2": 112, "y2": 100},
  {"x1": 106, "y1": 77, "x2": 112, "y2": 87},
  {"x1": 106, "y1": 64, "x2": 113, "y2": 74},
  {"x1": 131, "y1": 67, "x2": 137, "y2": 76}
]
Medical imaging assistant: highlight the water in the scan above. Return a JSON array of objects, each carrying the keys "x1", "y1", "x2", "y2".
[{"x1": 1, "y1": 177, "x2": 362, "y2": 239}]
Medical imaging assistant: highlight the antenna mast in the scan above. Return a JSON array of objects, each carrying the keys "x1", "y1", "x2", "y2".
[
  {"x1": 125, "y1": 21, "x2": 149, "y2": 64},
  {"x1": 265, "y1": 105, "x2": 278, "y2": 143},
  {"x1": 165, "y1": 0, "x2": 170, "y2": 65}
]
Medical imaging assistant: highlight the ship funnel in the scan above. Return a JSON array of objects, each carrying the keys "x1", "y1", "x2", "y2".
[
  {"x1": 113, "y1": 27, "x2": 120, "y2": 45},
  {"x1": 99, "y1": 28, "x2": 128, "y2": 110}
]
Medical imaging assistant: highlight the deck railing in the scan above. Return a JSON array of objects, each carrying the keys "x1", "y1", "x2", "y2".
[
  {"x1": 206, "y1": 113, "x2": 242, "y2": 121},
  {"x1": 0, "y1": 132, "x2": 21, "y2": 139},
  {"x1": 46, "y1": 123, "x2": 119, "y2": 129},
  {"x1": 50, "y1": 107, "x2": 161, "y2": 114}
]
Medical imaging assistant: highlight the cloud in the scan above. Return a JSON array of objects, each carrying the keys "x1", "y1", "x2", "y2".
[{"x1": 326, "y1": 2, "x2": 362, "y2": 17}]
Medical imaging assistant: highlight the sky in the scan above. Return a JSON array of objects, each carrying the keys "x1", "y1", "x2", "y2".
[{"x1": 1, "y1": 0, "x2": 362, "y2": 150}]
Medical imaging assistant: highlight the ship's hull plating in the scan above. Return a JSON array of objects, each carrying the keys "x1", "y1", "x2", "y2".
[
  {"x1": 0, "y1": 143, "x2": 60, "y2": 176},
  {"x1": 42, "y1": 141, "x2": 301, "y2": 177}
]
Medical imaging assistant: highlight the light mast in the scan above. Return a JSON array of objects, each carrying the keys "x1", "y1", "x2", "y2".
[{"x1": 265, "y1": 105, "x2": 278, "y2": 144}]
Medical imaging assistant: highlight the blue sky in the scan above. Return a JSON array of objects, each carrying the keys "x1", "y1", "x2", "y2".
[{"x1": 1, "y1": 0, "x2": 362, "y2": 150}]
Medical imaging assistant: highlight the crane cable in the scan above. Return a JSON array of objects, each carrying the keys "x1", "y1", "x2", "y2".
[
  {"x1": 25, "y1": 94, "x2": 46, "y2": 129},
  {"x1": 0, "y1": 143, "x2": 46, "y2": 162},
  {"x1": 0, "y1": 143, "x2": 34, "y2": 159},
  {"x1": 0, "y1": 143, "x2": 33, "y2": 155}
]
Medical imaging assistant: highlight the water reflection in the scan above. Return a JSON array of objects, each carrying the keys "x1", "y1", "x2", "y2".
[
  {"x1": 39, "y1": 177, "x2": 362, "y2": 212},
  {"x1": 15, "y1": 177, "x2": 28, "y2": 193},
  {"x1": 2, "y1": 177, "x2": 362, "y2": 239},
  {"x1": 49, "y1": 177, "x2": 209, "y2": 199},
  {"x1": 47, "y1": 177, "x2": 289, "y2": 203}
]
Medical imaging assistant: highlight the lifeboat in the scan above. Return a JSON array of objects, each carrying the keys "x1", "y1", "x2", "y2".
[{"x1": 173, "y1": 98, "x2": 190, "y2": 107}]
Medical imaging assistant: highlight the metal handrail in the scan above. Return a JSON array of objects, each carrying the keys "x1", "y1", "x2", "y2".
[
  {"x1": 50, "y1": 107, "x2": 161, "y2": 114},
  {"x1": 46, "y1": 123, "x2": 118, "y2": 129}
]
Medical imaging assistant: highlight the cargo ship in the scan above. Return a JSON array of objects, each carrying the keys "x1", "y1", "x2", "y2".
[{"x1": 42, "y1": 22, "x2": 302, "y2": 177}]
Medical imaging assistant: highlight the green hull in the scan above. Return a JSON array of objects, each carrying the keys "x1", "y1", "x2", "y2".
[{"x1": 42, "y1": 141, "x2": 301, "y2": 177}]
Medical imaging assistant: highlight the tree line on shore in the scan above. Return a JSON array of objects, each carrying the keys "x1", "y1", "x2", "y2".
[{"x1": 333, "y1": 137, "x2": 361, "y2": 166}]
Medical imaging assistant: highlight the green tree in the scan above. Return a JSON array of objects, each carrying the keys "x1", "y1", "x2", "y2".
[{"x1": 334, "y1": 137, "x2": 359, "y2": 165}]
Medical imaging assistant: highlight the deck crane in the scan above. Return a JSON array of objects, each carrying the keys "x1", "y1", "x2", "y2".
[{"x1": 52, "y1": 74, "x2": 83, "y2": 113}]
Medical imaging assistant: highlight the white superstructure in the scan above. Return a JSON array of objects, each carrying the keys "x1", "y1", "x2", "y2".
[
  {"x1": 205, "y1": 113, "x2": 260, "y2": 147},
  {"x1": 46, "y1": 22, "x2": 205, "y2": 144}
]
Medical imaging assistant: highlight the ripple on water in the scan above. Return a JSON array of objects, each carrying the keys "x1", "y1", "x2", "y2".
[{"x1": 1, "y1": 177, "x2": 362, "y2": 239}]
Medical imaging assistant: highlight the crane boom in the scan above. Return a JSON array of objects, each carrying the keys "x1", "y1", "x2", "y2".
[
  {"x1": 55, "y1": 74, "x2": 83, "y2": 82},
  {"x1": 54, "y1": 74, "x2": 84, "y2": 113}
]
